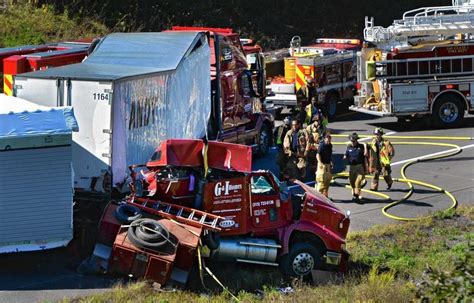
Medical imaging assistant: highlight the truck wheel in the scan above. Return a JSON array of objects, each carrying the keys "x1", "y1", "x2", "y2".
[
  {"x1": 257, "y1": 124, "x2": 271, "y2": 157},
  {"x1": 325, "y1": 94, "x2": 339, "y2": 121},
  {"x1": 432, "y1": 95, "x2": 465, "y2": 128},
  {"x1": 115, "y1": 204, "x2": 142, "y2": 224},
  {"x1": 280, "y1": 242, "x2": 321, "y2": 279}
]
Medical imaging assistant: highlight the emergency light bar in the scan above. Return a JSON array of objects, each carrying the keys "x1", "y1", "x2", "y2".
[
  {"x1": 240, "y1": 38, "x2": 254, "y2": 46},
  {"x1": 316, "y1": 38, "x2": 361, "y2": 45}
]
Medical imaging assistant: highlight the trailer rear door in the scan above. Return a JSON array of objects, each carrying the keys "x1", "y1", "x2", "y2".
[
  {"x1": 14, "y1": 77, "x2": 63, "y2": 107},
  {"x1": 15, "y1": 77, "x2": 113, "y2": 191},
  {"x1": 66, "y1": 80, "x2": 113, "y2": 191}
]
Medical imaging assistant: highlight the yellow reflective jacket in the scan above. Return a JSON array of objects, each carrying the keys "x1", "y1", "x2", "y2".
[{"x1": 369, "y1": 138, "x2": 394, "y2": 170}]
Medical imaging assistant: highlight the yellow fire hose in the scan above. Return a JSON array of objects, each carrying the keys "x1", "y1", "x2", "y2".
[{"x1": 331, "y1": 135, "x2": 473, "y2": 221}]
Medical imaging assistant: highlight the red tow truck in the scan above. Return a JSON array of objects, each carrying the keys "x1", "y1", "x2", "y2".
[{"x1": 91, "y1": 139, "x2": 350, "y2": 285}]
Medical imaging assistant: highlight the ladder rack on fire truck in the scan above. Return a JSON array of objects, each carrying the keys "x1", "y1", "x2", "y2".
[{"x1": 364, "y1": 0, "x2": 474, "y2": 48}]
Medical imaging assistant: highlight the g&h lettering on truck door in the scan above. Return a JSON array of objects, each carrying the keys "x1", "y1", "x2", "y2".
[{"x1": 214, "y1": 181, "x2": 243, "y2": 197}]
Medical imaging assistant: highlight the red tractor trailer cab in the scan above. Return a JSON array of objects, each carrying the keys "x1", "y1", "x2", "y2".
[
  {"x1": 169, "y1": 27, "x2": 274, "y2": 156},
  {"x1": 120, "y1": 139, "x2": 350, "y2": 280}
]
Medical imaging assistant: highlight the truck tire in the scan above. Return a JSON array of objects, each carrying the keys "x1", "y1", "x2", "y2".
[
  {"x1": 325, "y1": 93, "x2": 339, "y2": 121},
  {"x1": 257, "y1": 123, "x2": 271, "y2": 157},
  {"x1": 127, "y1": 218, "x2": 170, "y2": 250},
  {"x1": 202, "y1": 231, "x2": 220, "y2": 250},
  {"x1": 432, "y1": 95, "x2": 465, "y2": 128},
  {"x1": 280, "y1": 242, "x2": 322, "y2": 279},
  {"x1": 115, "y1": 204, "x2": 142, "y2": 224}
]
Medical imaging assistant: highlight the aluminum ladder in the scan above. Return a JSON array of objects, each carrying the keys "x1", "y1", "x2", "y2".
[
  {"x1": 129, "y1": 197, "x2": 224, "y2": 232},
  {"x1": 364, "y1": 0, "x2": 474, "y2": 48}
]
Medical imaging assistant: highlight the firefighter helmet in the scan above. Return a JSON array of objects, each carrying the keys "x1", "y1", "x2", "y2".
[
  {"x1": 374, "y1": 127, "x2": 384, "y2": 135},
  {"x1": 305, "y1": 76, "x2": 314, "y2": 84}
]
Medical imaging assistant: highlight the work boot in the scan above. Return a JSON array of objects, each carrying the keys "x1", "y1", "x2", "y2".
[
  {"x1": 352, "y1": 195, "x2": 361, "y2": 204},
  {"x1": 385, "y1": 176, "x2": 393, "y2": 191}
]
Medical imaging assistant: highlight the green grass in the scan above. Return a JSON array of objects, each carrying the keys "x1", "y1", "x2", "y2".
[
  {"x1": 0, "y1": 4, "x2": 108, "y2": 47},
  {"x1": 65, "y1": 206, "x2": 473, "y2": 303}
]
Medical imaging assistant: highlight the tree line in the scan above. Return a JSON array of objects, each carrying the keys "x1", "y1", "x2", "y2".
[{"x1": 17, "y1": 0, "x2": 448, "y2": 49}]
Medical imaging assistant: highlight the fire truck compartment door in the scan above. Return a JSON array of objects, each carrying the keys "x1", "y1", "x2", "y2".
[{"x1": 391, "y1": 84, "x2": 429, "y2": 113}]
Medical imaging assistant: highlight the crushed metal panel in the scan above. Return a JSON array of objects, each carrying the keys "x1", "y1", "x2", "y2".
[
  {"x1": 207, "y1": 141, "x2": 252, "y2": 173},
  {"x1": 112, "y1": 40, "x2": 211, "y2": 185}
]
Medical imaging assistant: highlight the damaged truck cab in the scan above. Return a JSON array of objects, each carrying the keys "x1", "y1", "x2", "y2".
[
  {"x1": 120, "y1": 139, "x2": 350, "y2": 280},
  {"x1": 203, "y1": 174, "x2": 350, "y2": 277}
]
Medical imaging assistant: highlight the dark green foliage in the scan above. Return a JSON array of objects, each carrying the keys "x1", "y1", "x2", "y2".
[
  {"x1": 416, "y1": 248, "x2": 473, "y2": 302},
  {"x1": 0, "y1": 4, "x2": 108, "y2": 47},
  {"x1": 38, "y1": 0, "x2": 447, "y2": 49}
]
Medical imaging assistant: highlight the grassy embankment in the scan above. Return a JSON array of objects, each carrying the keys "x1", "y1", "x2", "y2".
[
  {"x1": 66, "y1": 206, "x2": 473, "y2": 303},
  {"x1": 0, "y1": 4, "x2": 108, "y2": 47}
]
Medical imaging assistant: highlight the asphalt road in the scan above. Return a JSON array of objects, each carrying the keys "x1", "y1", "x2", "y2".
[
  {"x1": 255, "y1": 112, "x2": 474, "y2": 231},
  {"x1": 1, "y1": 112, "x2": 473, "y2": 302}
]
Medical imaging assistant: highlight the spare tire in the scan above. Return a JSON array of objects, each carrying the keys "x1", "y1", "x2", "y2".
[
  {"x1": 115, "y1": 204, "x2": 142, "y2": 224},
  {"x1": 127, "y1": 218, "x2": 170, "y2": 250}
]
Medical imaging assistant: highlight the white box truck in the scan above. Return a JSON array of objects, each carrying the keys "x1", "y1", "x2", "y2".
[
  {"x1": 14, "y1": 32, "x2": 211, "y2": 193},
  {"x1": 0, "y1": 96, "x2": 77, "y2": 253}
]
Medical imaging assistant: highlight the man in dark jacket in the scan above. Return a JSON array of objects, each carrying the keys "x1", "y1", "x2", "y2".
[{"x1": 344, "y1": 133, "x2": 367, "y2": 203}]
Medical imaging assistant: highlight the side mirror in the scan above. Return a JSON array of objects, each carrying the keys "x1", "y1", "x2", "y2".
[{"x1": 346, "y1": 210, "x2": 351, "y2": 218}]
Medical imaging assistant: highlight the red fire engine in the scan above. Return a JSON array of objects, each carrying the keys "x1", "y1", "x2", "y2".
[
  {"x1": 266, "y1": 37, "x2": 361, "y2": 119},
  {"x1": 352, "y1": 0, "x2": 474, "y2": 127}
]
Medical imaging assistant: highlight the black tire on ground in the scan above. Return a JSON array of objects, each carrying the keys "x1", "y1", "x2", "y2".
[
  {"x1": 432, "y1": 94, "x2": 465, "y2": 128},
  {"x1": 115, "y1": 204, "x2": 142, "y2": 224},
  {"x1": 280, "y1": 242, "x2": 322, "y2": 279},
  {"x1": 325, "y1": 93, "x2": 339, "y2": 121},
  {"x1": 257, "y1": 123, "x2": 271, "y2": 157},
  {"x1": 127, "y1": 218, "x2": 170, "y2": 250}
]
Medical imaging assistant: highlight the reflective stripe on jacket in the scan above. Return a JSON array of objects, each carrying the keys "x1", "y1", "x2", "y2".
[{"x1": 370, "y1": 138, "x2": 394, "y2": 167}]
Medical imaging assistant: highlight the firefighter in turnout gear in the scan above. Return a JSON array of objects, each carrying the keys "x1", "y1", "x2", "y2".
[
  {"x1": 305, "y1": 111, "x2": 326, "y2": 177},
  {"x1": 369, "y1": 127, "x2": 394, "y2": 191},
  {"x1": 296, "y1": 76, "x2": 317, "y2": 124},
  {"x1": 283, "y1": 119, "x2": 307, "y2": 181},
  {"x1": 275, "y1": 116, "x2": 292, "y2": 180}
]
